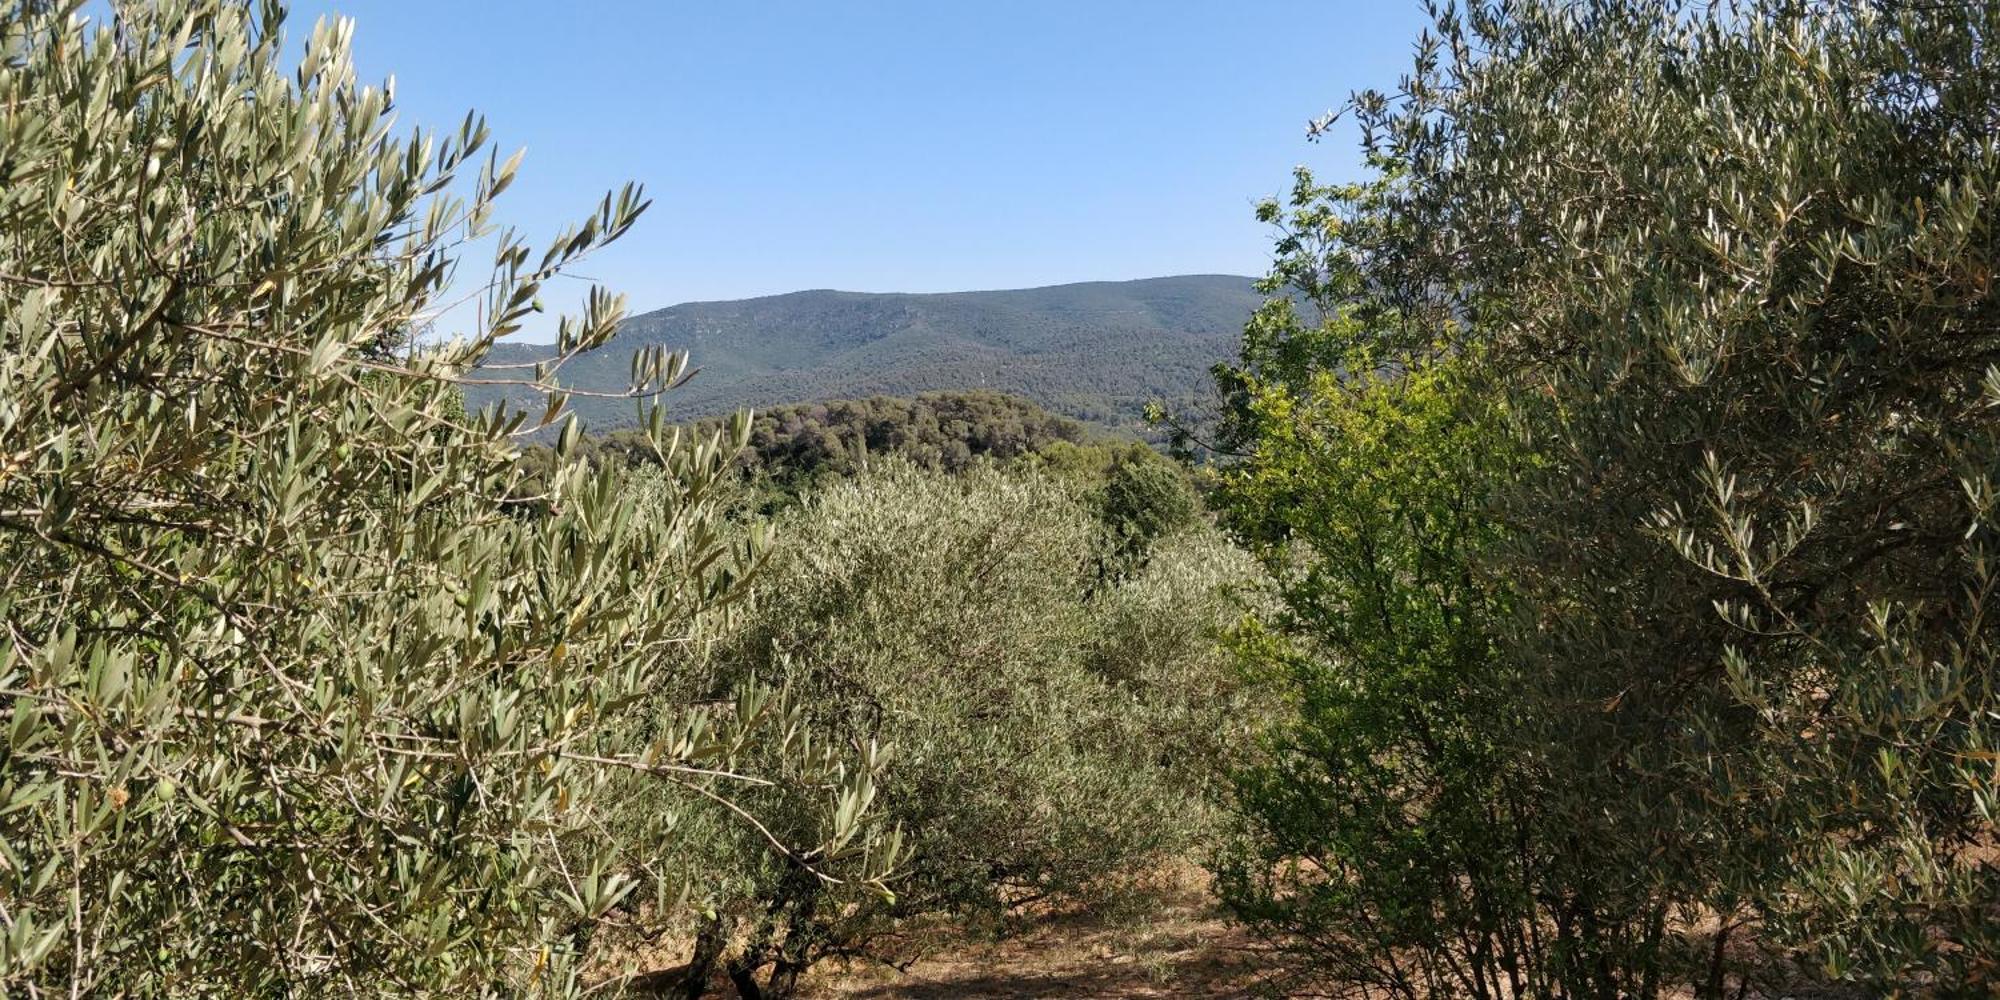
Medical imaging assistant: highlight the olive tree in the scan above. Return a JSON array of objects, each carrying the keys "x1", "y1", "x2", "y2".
[
  {"x1": 1226, "y1": 0, "x2": 2000, "y2": 994},
  {"x1": 0, "y1": 2, "x2": 892, "y2": 994},
  {"x1": 642, "y1": 462, "x2": 1254, "y2": 998}
]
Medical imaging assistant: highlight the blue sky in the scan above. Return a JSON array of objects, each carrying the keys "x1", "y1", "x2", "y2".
[{"x1": 279, "y1": 2, "x2": 1431, "y2": 334}]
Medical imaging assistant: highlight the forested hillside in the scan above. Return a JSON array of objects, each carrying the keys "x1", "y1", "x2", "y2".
[{"x1": 465, "y1": 275, "x2": 1262, "y2": 435}]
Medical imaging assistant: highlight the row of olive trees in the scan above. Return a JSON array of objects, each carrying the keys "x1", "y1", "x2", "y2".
[
  {"x1": 0, "y1": 2, "x2": 899, "y2": 994},
  {"x1": 1211, "y1": 0, "x2": 2000, "y2": 996}
]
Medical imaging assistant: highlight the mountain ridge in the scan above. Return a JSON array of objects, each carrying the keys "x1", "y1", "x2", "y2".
[{"x1": 467, "y1": 274, "x2": 1262, "y2": 435}]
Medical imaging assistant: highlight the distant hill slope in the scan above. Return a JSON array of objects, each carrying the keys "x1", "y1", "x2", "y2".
[{"x1": 466, "y1": 274, "x2": 1262, "y2": 434}]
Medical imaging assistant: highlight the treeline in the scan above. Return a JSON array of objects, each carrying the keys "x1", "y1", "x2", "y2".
[
  {"x1": 534, "y1": 390, "x2": 1090, "y2": 487},
  {"x1": 722, "y1": 390, "x2": 1088, "y2": 477},
  {"x1": 528, "y1": 391, "x2": 1206, "y2": 546}
]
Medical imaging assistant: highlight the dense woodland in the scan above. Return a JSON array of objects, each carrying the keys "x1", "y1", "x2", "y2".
[
  {"x1": 2, "y1": 1, "x2": 1997, "y2": 998},
  {"x1": 526, "y1": 390, "x2": 1106, "y2": 497}
]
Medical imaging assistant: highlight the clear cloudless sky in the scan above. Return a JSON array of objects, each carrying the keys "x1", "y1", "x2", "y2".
[{"x1": 274, "y1": 1, "x2": 1433, "y2": 338}]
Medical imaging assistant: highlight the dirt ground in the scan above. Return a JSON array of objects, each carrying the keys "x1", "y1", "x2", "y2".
[
  {"x1": 611, "y1": 881, "x2": 1862, "y2": 1000},
  {"x1": 803, "y1": 877, "x2": 1269, "y2": 999}
]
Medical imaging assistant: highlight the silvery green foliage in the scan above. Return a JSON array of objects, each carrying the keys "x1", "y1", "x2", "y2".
[
  {"x1": 652, "y1": 462, "x2": 1253, "y2": 997},
  {"x1": 1336, "y1": 0, "x2": 2000, "y2": 990},
  {"x1": 0, "y1": 2, "x2": 893, "y2": 994},
  {"x1": 1083, "y1": 525, "x2": 1269, "y2": 790}
]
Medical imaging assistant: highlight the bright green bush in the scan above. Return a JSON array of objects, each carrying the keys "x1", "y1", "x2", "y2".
[
  {"x1": 0, "y1": 3, "x2": 892, "y2": 994},
  {"x1": 1204, "y1": 190, "x2": 1567, "y2": 992}
]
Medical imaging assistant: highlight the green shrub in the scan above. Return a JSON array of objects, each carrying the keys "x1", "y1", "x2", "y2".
[
  {"x1": 1205, "y1": 256, "x2": 1559, "y2": 994},
  {"x1": 1097, "y1": 447, "x2": 1203, "y2": 569}
]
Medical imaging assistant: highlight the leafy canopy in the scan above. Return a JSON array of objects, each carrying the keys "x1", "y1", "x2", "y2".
[{"x1": 0, "y1": 2, "x2": 893, "y2": 994}]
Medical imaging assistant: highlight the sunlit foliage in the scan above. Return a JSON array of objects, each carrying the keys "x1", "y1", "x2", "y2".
[{"x1": 0, "y1": 3, "x2": 893, "y2": 993}]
